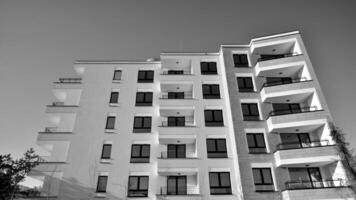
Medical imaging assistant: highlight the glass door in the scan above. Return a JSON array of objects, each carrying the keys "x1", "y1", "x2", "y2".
[{"x1": 167, "y1": 176, "x2": 187, "y2": 195}]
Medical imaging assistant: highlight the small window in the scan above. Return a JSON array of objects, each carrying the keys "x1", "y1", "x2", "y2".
[
  {"x1": 130, "y1": 144, "x2": 150, "y2": 163},
  {"x1": 105, "y1": 116, "x2": 116, "y2": 129},
  {"x1": 207, "y1": 139, "x2": 227, "y2": 158},
  {"x1": 247, "y1": 134, "x2": 266, "y2": 153},
  {"x1": 233, "y1": 54, "x2": 249, "y2": 67},
  {"x1": 113, "y1": 70, "x2": 122, "y2": 81},
  {"x1": 135, "y1": 92, "x2": 153, "y2": 106},
  {"x1": 128, "y1": 176, "x2": 149, "y2": 197},
  {"x1": 202, "y1": 84, "x2": 220, "y2": 99},
  {"x1": 133, "y1": 117, "x2": 152, "y2": 133},
  {"x1": 252, "y1": 168, "x2": 274, "y2": 192},
  {"x1": 138, "y1": 70, "x2": 154, "y2": 83},
  {"x1": 101, "y1": 144, "x2": 112, "y2": 159},
  {"x1": 237, "y1": 77, "x2": 254, "y2": 92},
  {"x1": 209, "y1": 172, "x2": 232, "y2": 195},
  {"x1": 96, "y1": 176, "x2": 108, "y2": 193},
  {"x1": 201, "y1": 62, "x2": 217, "y2": 75},
  {"x1": 241, "y1": 103, "x2": 260, "y2": 121},
  {"x1": 204, "y1": 110, "x2": 224, "y2": 126},
  {"x1": 110, "y1": 92, "x2": 119, "y2": 103}
]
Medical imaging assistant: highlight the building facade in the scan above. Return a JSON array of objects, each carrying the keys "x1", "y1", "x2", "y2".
[{"x1": 30, "y1": 31, "x2": 355, "y2": 200}]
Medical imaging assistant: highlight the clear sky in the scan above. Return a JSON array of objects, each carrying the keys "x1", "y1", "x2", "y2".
[{"x1": 1, "y1": 0, "x2": 356, "y2": 158}]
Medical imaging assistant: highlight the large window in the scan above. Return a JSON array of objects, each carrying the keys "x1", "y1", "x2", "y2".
[
  {"x1": 128, "y1": 176, "x2": 149, "y2": 197},
  {"x1": 138, "y1": 70, "x2": 154, "y2": 83},
  {"x1": 237, "y1": 77, "x2": 254, "y2": 92},
  {"x1": 202, "y1": 84, "x2": 220, "y2": 99},
  {"x1": 109, "y1": 92, "x2": 119, "y2": 103},
  {"x1": 133, "y1": 116, "x2": 152, "y2": 133},
  {"x1": 167, "y1": 176, "x2": 187, "y2": 195},
  {"x1": 209, "y1": 172, "x2": 232, "y2": 195},
  {"x1": 241, "y1": 103, "x2": 260, "y2": 121},
  {"x1": 135, "y1": 92, "x2": 153, "y2": 106},
  {"x1": 130, "y1": 144, "x2": 150, "y2": 163},
  {"x1": 96, "y1": 176, "x2": 108, "y2": 193},
  {"x1": 246, "y1": 134, "x2": 266, "y2": 153},
  {"x1": 201, "y1": 62, "x2": 217, "y2": 75},
  {"x1": 207, "y1": 139, "x2": 227, "y2": 158},
  {"x1": 105, "y1": 116, "x2": 116, "y2": 129},
  {"x1": 167, "y1": 144, "x2": 186, "y2": 158},
  {"x1": 113, "y1": 70, "x2": 122, "y2": 81},
  {"x1": 252, "y1": 168, "x2": 274, "y2": 192},
  {"x1": 233, "y1": 54, "x2": 249, "y2": 67},
  {"x1": 271, "y1": 103, "x2": 301, "y2": 116},
  {"x1": 101, "y1": 144, "x2": 112, "y2": 159},
  {"x1": 204, "y1": 110, "x2": 224, "y2": 126}
]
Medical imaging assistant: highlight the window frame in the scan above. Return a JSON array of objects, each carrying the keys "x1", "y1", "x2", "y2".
[
  {"x1": 133, "y1": 116, "x2": 152, "y2": 133},
  {"x1": 113, "y1": 70, "x2": 122, "y2": 81},
  {"x1": 252, "y1": 168, "x2": 274, "y2": 186},
  {"x1": 233, "y1": 54, "x2": 249, "y2": 67},
  {"x1": 246, "y1": 133, "x2": 267, "y2": 154},
  {"x1": 202, "y1": 84, "x2": 221, "y2": 99},
  {"x1": 207, "y1": 139, "x2": 228, "y2": 158},
  {"x1": 101, "y1": 144, "x2": 112, "y2": 159},
  {"x1": 105, "y1": 116, "x2": 116, "y2": 129},
  {"x1": 96, "y1": 176, "x2": 108, "y2": 193},
  {"x1": 237, "y1": 77, "x2": 254, "y2": 92},
  {"x1": 200, "y1": 62, "x2": 218, "y2": 75},
  {"x1": 209, "y1": 172, "x2": 232, "y2": 195},
  {"x1": 137, "y1": 70, "x2": 154, "y2": 83},
  {"x1": 128, "y1": 176, "x2": 149, "y2": 197},
  {"x1": 241, "y1": 103, "x2": 260, "y2": 121},
  {"x1": 130, "y1": 144, "x2": 150, "y2": 163},
  {"x1": 109, "y1": 91, "x2": 119, "y2": 103},
  {"x1": 135, "y1": 92, "x2": 153, "y2": 106},
  {"x1": 204, "y1": 110, "x2": 224, "y2": 126}
]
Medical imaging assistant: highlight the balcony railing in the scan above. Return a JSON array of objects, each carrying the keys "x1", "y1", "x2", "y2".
[
  {"x1": 160, "y1": 92, "x2": 193, "y2": 99},
  {"x1": 159, "y1": 151, "x2": 197, "y2": 159},
  {"x1": 269, "y1": 106, "x2": 322, "y2": 117},
  {"x1": 262, "y1": 77, "x2": 311, "y2": 88},
  {"x1": 276, "y1": 140, "x2": 333, "y2": 151},
  {"x1": 257, "y1": 52, "x2": 302, "y2": 62},
  {"x1": 160, "y1": 120, "x2": 195, "y2": 127},
  {"x1": 158, "y1": 186, "x2": 199, "y2": 196},
  {"x1": 284, "y1": 179, "x2": 348, "y2": 190},
  {"x1": 161, "y1": 70, "x2": 192, "y2": 75},
  {"x1": 44, "y1": 127, "x2": 58, "y2": 133},
  {"x1": 55, "y1": 78, "x2": 82, "y2": 84}
]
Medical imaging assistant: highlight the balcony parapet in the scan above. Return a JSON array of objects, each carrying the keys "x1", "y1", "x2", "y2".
[
  {"x1": 257, "y1": 52, "x2": 302, "y2": 62},
  {"x1": 262, "y1": 77, "x2": 311, "y2": 88},
  {"x1": 276, "y1": 140, "x2": 334, "y2": 151},
  {"x1": 157, "y1": 186, "x2": 200, "y2": 196},
  {"x1": 268, "y1": 106, "x2": 323, "y2": 118},
  {"x1": 160, "y1": 92, "x2": 193, "y2": 99},
  {"x1": 159, "y1": 120, "x2": 196, "y2": 127},
  {"x1": 158, "y1": 151, "x2": 197, "y2": 159},
  {"x1": 161, "y1": 70, "x2": 192, "y2": 75},
  {"x1": 284, "y1": 179, "x2": 349, "y2": 191}
]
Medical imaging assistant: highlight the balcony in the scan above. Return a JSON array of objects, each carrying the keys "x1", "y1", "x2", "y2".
[
  {"x1": 54, "y1": 78, "x2": 82, "y2": 84},
  {"x1": 159, "y1": 83, "x2": 194, "y2": 106},
  {"x1": 282, "y1": 179, "x2": 354, "y2": 200},
  {"x1": 157, "y1": 172, "x2": 200, "y2": 199},
  {"x1": 157, "y1": 186, "x2": 201, "y2": 198},
  {"x1": 160, "y1": 58, "x2": 192, "y2": 81},
  {"x1": 160, "y1": 119, "x2": 195, "y2": 127},
  {"x1": 257, "y1": 52, "x2": 302, "y2": 62},
  {"x1": 42, "y1": 113, "x2": 76, "y2": 133}
]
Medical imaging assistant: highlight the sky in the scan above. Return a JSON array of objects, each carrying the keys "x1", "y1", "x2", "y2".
[{"x1": 0, "y1": 0, "x2": 356, "y2": 158}]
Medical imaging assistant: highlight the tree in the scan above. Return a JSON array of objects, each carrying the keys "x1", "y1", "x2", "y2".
[{"x1": 0, "y1": 148, "x2": 39, "y2": 200}]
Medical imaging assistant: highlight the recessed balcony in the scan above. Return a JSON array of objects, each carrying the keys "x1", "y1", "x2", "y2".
[
  {"x1": 159, "y1": 83, "x2": 195, "y2": 106},
  {"x1": 160, "y1": 58, "x2": 193, "y2": 81},
  {"x1": 41, "y1": 113, "x2": 76, "y2": 133}
]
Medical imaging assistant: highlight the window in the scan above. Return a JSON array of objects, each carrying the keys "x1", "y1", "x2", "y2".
[
  {"x1": 204, "y1": 110, "x2": 224, "y2": 126},
  {"x1": 237, "y1": 77, "x2": 254, "y2": 92},
  {"x1": 207, "y1": 139, "x2": 227, "y2": 158},
  {"x1": 128, "y1": 176, "x2": 149, "y2": 197},
  {"x1": 167, "y1": 70, "x2": 184, "y2": 74},
  {"x1": 113, "y1": 70, "x2": 122, "y2": 81},
  {"x1": 101, "y1": 144, "x2": 112, "y2": 159},
  {"x1": 105, "y1": 116, "x2": 116, "y2": 129},
  {"x1": 246, "y1": 134, "x2": 266, "y2": 153},
  {"x1": 109, "y1": 92, "x2": 119, "y2": 103},
  {"x1": 137, "y1": 70, "x2": 154, "y2": 83},
  {"x1": 271, "y1": 103, "x2": 301, "y2": 116},
  {"x1": 135, "y1": 92, "x2": 153, "y2": 106},
  {"x1": 201, "y1": 62, "x2": 217, "y2": 75},
  {"x1": 209, "y1": 172, "x2": 232, "y2": 195},
  {"x1": 96, "y1": 176, "x2": 108, "y2": 193},
  {"x1": 265, "y1": 77, "x2": 292, "y2": 86},
  {"x1": 252, "y1": 168, "x2": 274, "y2": 191},
  {"x1": 167, "y1": 92, "x2": 185, "y2": 99},
  {"x1": 167, "y1": 176, "x2": 187, "y2": 195},
  {"x1": 202, "y1": 84, "x2": 220, "y2": 99},
  {"x1": 130, "y1": 144, "x2": 150, "y2": 163},
  {"x1": 167, "y1": 117, "x2": 185, "y2": 127},
  {"x1": 241, "y1": 103, "x2": 260, "y2": 121},
  {"x1": 133, "y1": 117, "x2": 152, "y2": 133},
  {"x1": 167, "y1": 144, "x2": 186, "y2": 158},
  {"x1": 233, "y1": 54, "x2": 249, "y2": 67}
]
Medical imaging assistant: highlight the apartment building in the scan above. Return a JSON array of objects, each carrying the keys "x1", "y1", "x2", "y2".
[{"x1": 29, "y1": 31, "x2": 355, "y2": 200}]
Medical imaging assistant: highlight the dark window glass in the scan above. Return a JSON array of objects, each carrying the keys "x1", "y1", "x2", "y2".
[
  {"x1": 138, "y1": 70, "x2": 154, "y2": 83},
  {"x1": 130, "y1": 144, "x2": 150, "y2": 163},
  {"x1": 133, "y1": 117, "x2": 152, "y2": 133},
  {"x1": 204, "y1": 110, "x2": 224, "y2": 126},
  {"x1": 167, "y1": 70, "x2": 184, "y2": 74},
  {"x1": 272, "y1": 103, "x2": 301, "y2": 116},
  {"x1": 96, "y1": 176, "x2": 108, "y2": 193},
  {"x1": 101, "y1": 144, "x2": 112, "y2": 159},
  {"x1": 105, "y1": 116, "x2": 116, "y2": 129},
  {"x1": 202, "y1": 84, "x2": 220, "y2": 99},
  {"x1": 201, "y1": 62, "x2": 217, "y2": 75},
  {"x1": 233, "y1": 54, "x2": 249, "y2": 67},
  {"x1": 246, "y1": 134, "x2": 266, "y2": 153},
  {"x1": 209, "y1": 172, "x2": 232, "y2": 195},
  {"x1": 241, "y1": 103, "x2": 260, "y2": 121},
  {"x1": 167, "y1": 176, "x2": 187, "y2": 195},
  {"x1": 113, "y1": 70, "x2": 122, "y2": 80},
  {"x1": 265, "y1": 77, "x2": 293, "y2": 86},
  {"x1": 252, "y1": 168, "x2": 273, "y2": 185},
  {"x1": 128, "y1": 176, "x2": 149, "y2": 197},
  {"x1": 237, "y1": 77, "x2": 254, "y2": 92},
  {"x1": 207, "y1": 139, "x2": 227, "y2": 158},
  {"x1": 135, "y1": 92, "x2": 153, "y2": 106},
  {"x1": 167, "y1": 144, "x2": 186, "y2": 158},
  {"x1": 167, "y1": 92, "x2": 185, "y2": 99},
  {"x1": 167, "y1": 117, "x2": 185, "y2": 127},
  {"x1": 110, "y1": 92, "x2": 119, "y2": 103}
]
